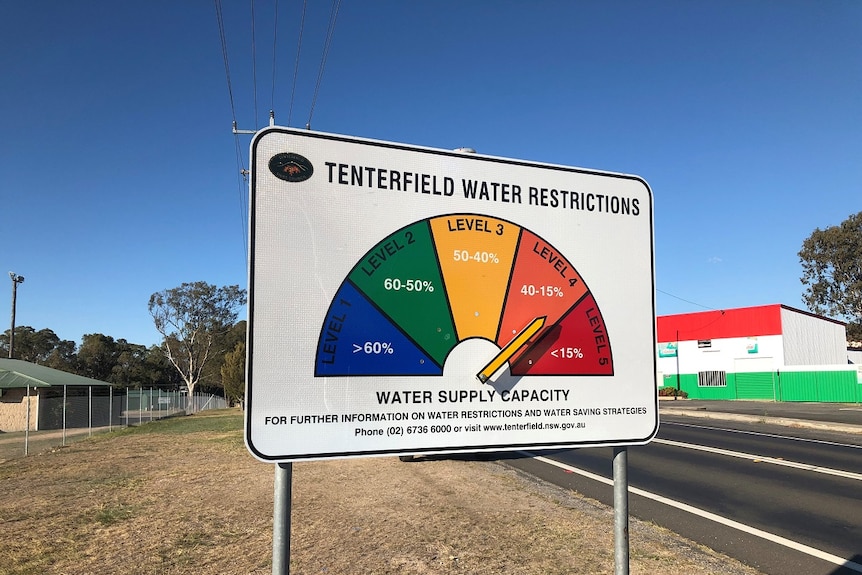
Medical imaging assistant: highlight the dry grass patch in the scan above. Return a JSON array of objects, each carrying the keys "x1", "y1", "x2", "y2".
[{"x1": 0, "y1": 409, "x2": 762, "y2": 575}]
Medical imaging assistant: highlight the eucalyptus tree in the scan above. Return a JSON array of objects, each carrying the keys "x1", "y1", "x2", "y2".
[
  {"x1": 148, "y1": 282, "x2": 247, "y2": 398},
  {"x1": 0, "y1": 326, "x2": 74, "y2": 364},
  {"x1": 76, "y1": 333, "x2": 120, "y2": 382},
  {"x1": 799, "y1": 211, "x2": 862, "y2": 340},
  {"x1": 220, "y1": 341, "x2": 246, "y2": 407}
]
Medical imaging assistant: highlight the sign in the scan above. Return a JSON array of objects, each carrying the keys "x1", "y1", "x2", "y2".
[
  {"x1": 657, "y1": 342, "x2": 678, "y2": 358},
  {"x1": 246, "y1": 128, "x2": 658, "y2": 462}
]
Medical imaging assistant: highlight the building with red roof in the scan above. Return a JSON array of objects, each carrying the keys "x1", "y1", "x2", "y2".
[{"x1": 656, "y1": 304, "x2": 860, "y2": 402}]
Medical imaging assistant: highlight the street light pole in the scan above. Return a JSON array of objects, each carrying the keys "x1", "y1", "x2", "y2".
[
  {"x1": 675, "y1": 329, "x2": 681, "y2": 400},
  {"x1": 8, "y1": 272, "x2": 24, "y2": 359}
]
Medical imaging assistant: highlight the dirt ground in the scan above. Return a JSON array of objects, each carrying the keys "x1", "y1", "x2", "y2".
[{"x1": 0, "y1": 409, "x2": 763, "y2": 575}]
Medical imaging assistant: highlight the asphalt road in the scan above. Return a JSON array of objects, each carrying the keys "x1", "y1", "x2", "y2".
[
  {"x1": 660, "y1": 398, "x2": 862, "y2": 430},
  {"x1": 501, "y1": 401, "x2": 862, "y2": 575}
]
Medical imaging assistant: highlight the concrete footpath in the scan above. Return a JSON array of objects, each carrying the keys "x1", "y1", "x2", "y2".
[{"x1": 659, "y1": 398, "x2": 862, "y2": 435}]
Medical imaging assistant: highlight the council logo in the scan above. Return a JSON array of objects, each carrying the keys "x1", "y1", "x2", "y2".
[{"x1": 269, "y1": 152, "x2": 313, "y2": 182}]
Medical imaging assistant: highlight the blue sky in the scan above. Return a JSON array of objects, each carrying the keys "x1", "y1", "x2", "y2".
[{"x1": 2, "y1": 1, "x2": 860, "y2": 348}]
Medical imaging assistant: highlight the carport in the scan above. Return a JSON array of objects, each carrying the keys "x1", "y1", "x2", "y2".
[{"x1": 0, "y1": 358, "x2": 114, "y2": 432}]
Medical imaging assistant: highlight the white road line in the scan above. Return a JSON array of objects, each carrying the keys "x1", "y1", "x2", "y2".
[
  {"x1": 663, "y1": 421, "x2": 862, "y2": 449},
  {"x1": 653, "y1": 438, "x2": 862, "y2": 481},
  {"x1": 527, "y1": 453, "x2": 862, "y2": 573}
]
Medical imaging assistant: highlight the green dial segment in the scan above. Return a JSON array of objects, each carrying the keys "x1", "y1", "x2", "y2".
[{"x1": 347, "y1": 220, "x2": 456, "y2": 365}]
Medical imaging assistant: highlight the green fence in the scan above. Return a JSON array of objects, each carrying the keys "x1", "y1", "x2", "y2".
[
  {"x1": 663, "y1": 369, "x2": 861, "y2": 402},
  {"x1": 778, "y1": 370, "x2": 861, "y2": 402}
]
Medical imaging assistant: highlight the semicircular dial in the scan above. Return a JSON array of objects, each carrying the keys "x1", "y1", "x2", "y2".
[{"x1": 314, "y1": 214, "x2": 613, "y2": 379}]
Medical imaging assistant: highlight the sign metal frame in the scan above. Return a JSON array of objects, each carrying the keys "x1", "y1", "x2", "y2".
[{"x1": 247, "y1": 127, "x2": 658, "y2": 462}]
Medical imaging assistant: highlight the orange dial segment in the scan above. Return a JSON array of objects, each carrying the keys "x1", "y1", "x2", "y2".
[
  {"x1": 498, "y1": 229, "x2": 588, "y2": 349},
  {"x1": 430, "y1": 214, "x2": 520, "y2": 341}
]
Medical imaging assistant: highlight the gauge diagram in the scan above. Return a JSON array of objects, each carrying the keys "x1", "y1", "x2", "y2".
[{"x1": 315, "y1": 213, "x2": 613, "y2": 381}]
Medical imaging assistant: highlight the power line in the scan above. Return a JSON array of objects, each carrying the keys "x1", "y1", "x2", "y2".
[
  {"x1": 656, "y1": 289, "x2": 721, "y2": 312},
  {"x1": 287, "y1": 0, "x2": 307, "y2": 127},
  {"x1": 307, "y1": 0, "x2": 342, "y2": 129},
  {"x1": 215, "y1": 0, "x2": 336, "y2": 267},
  {"x1": 214, "y1": 0, "x2": 249, "y2": 269},
  {"x1": 214, "y1": 0, "x2": 237, "y2": 123},
  {"x1": 250, "y1": 0, "x2": 259, "y2": 128},
  {"x1": 270, "y1": 0, "x2": 280, "y2": 113}
]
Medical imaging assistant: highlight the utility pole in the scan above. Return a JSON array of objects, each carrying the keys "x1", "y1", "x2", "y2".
[
  {"x1": 675, "y1": 329, "x2": 681, "y2": 400},
  {"x1": 8, "y1": 272, "x2": 24, "y2": 359}
]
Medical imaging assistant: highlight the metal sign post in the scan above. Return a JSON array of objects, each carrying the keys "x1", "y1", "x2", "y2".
[
  {"x1": 272, "y1": 463, "x2": 292, "y2": 575},
  {"x1": 613, "y1": 446, "x2": 629, "y2": 575}
]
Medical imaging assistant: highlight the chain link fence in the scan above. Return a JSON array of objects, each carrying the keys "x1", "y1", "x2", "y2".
[{"x1": 0, "y1": 387, "x2": 228, "y2": 462}]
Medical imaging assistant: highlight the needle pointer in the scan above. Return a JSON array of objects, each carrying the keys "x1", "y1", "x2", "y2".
[{"x1": 477, "y1": 316, "x2": 546, "y2": 383}]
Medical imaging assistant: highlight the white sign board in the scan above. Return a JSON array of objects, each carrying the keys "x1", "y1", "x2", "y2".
[{"x1": 246, "y1": 127, "x2": 657, "y2": 462}]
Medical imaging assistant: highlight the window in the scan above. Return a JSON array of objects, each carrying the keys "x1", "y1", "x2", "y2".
[{"x1": 698, "y1": 370, "x2": 726, "y2": 387}]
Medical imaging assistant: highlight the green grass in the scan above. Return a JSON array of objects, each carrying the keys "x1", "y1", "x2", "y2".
[
  {"x1": 94, "y1": 503, "x2": 136, "y2": 526},
  {"x1": 91, "y1": 408, "x2": 243, "y2": 442}
]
